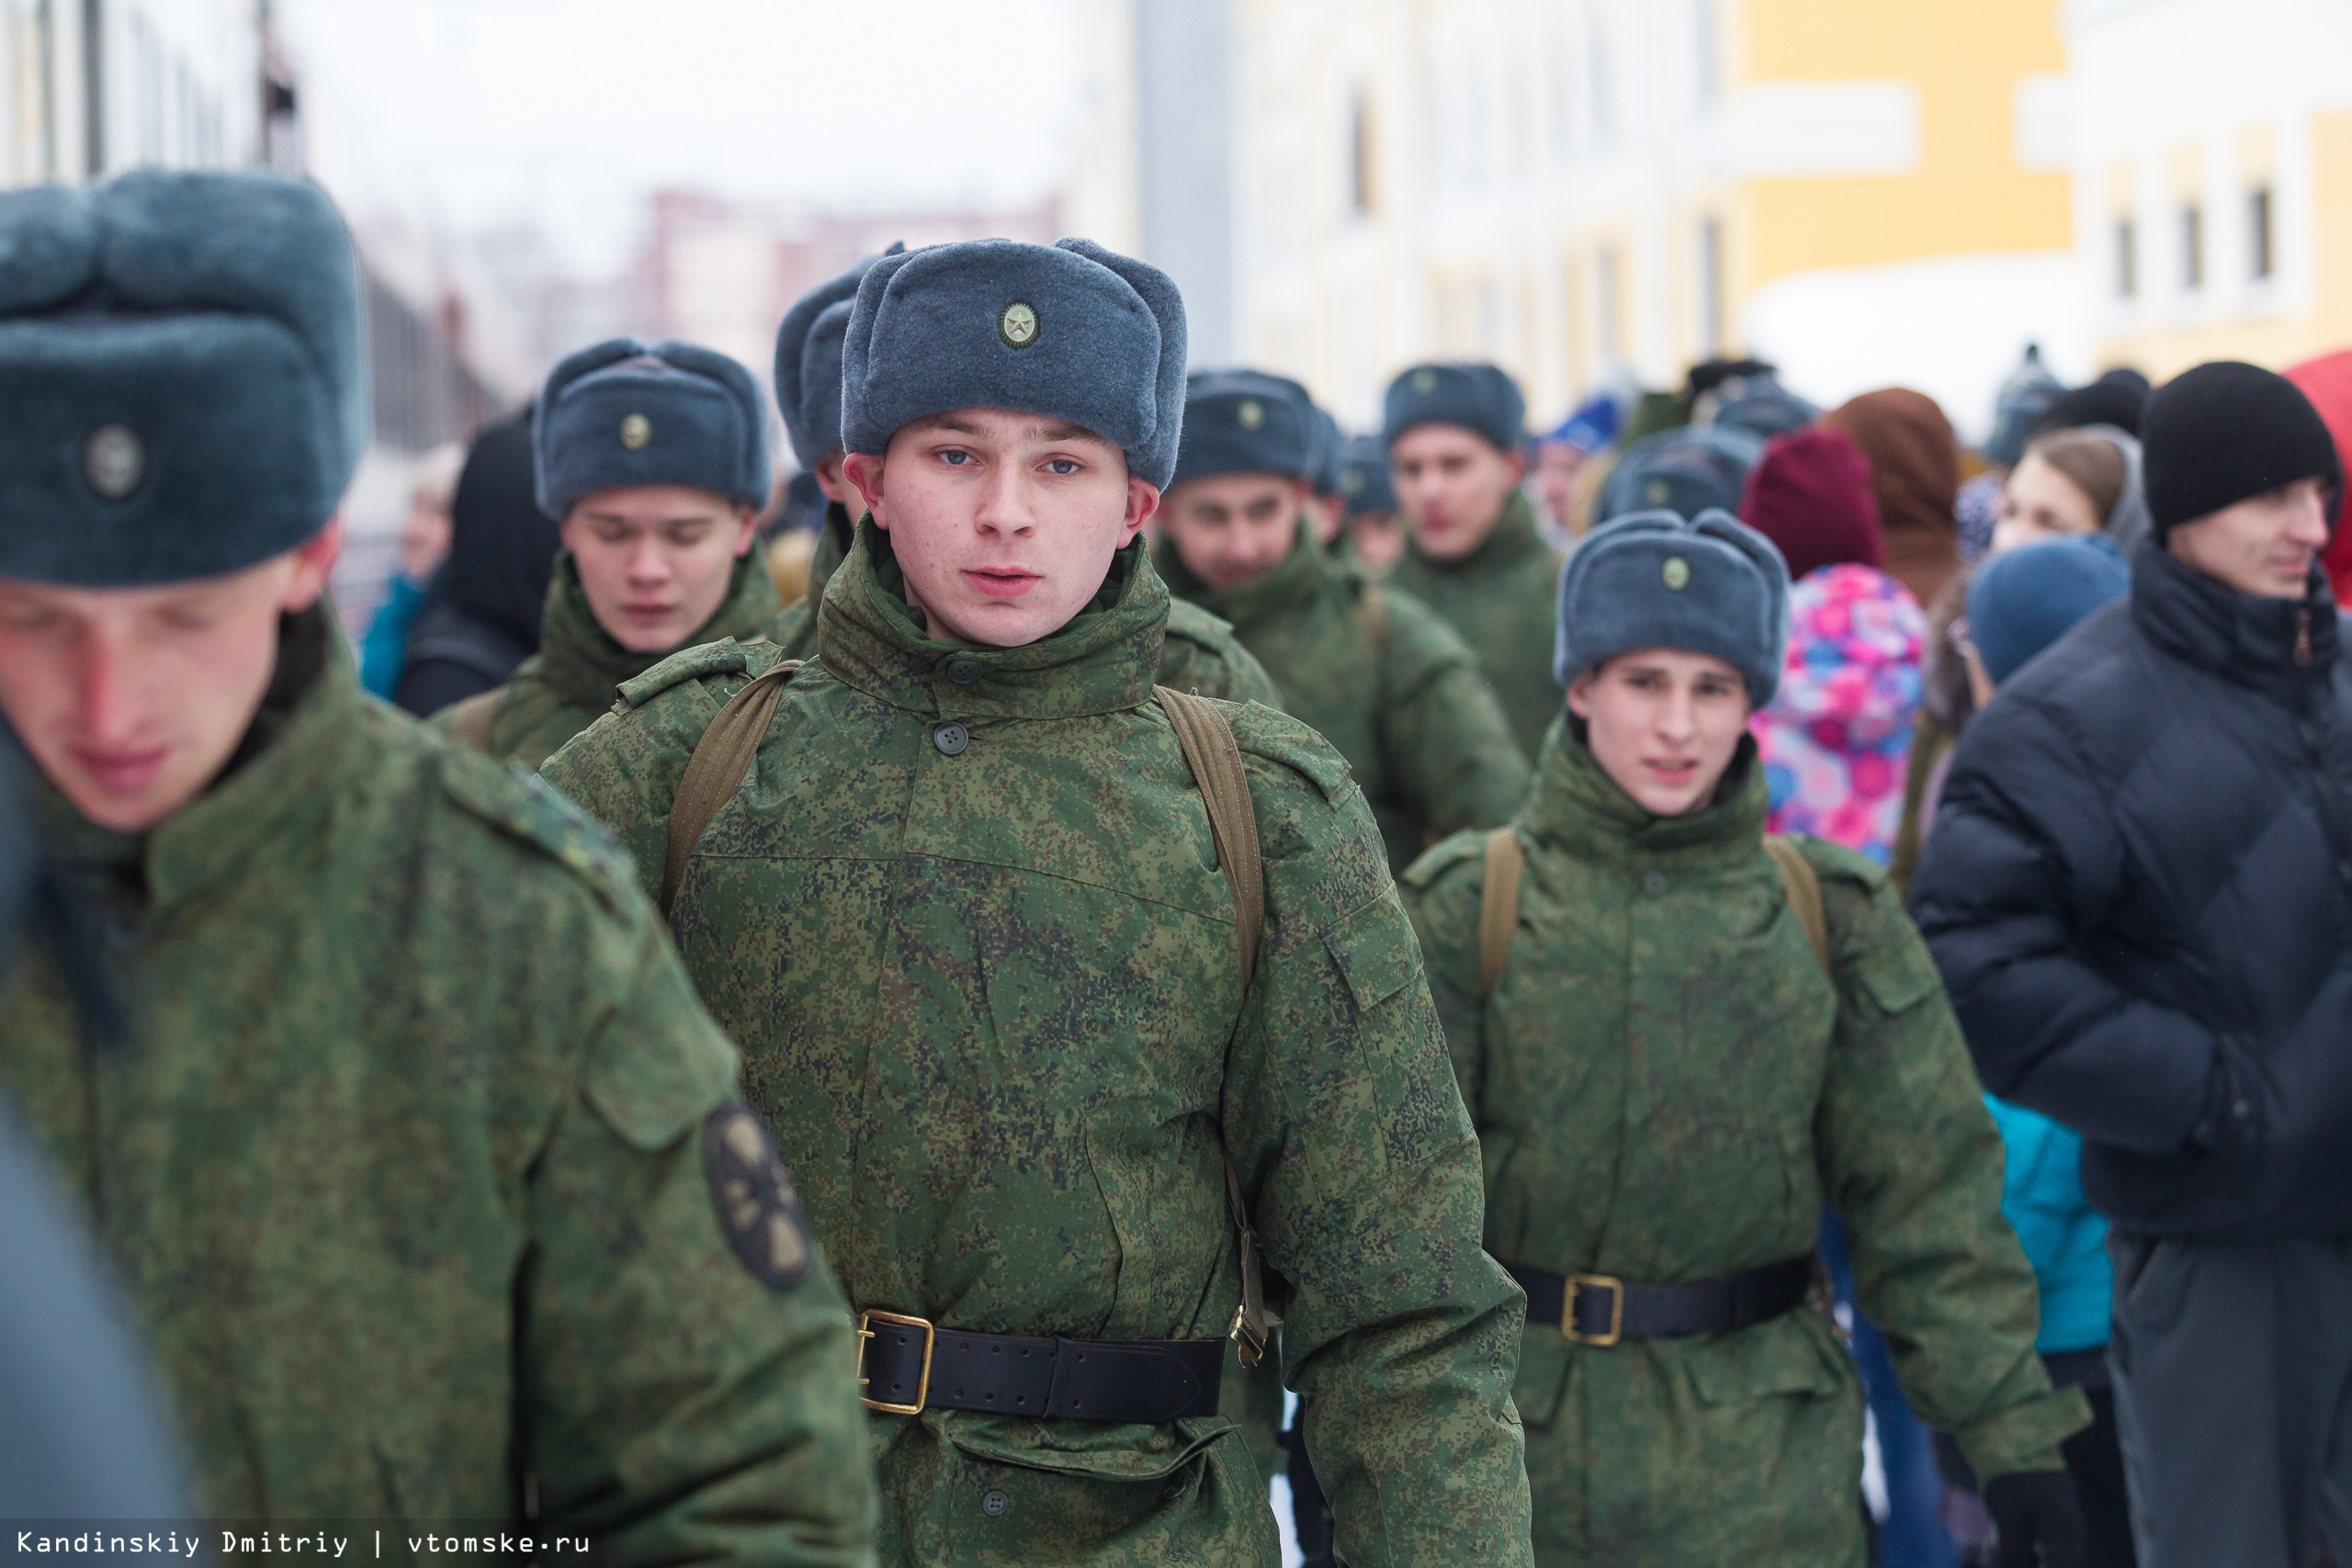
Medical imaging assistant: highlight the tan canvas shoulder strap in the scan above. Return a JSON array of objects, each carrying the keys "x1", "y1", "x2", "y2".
[
  {"x1": 444, "y1": 688, "x2": 502, "y2": 753},
  {"x1": 659, "y1": 660, "x2": 802, "y2": 919},
  {"x1": 1476, "y1": 826, "x2": 1524, "y2": 998},
  {"x1": 1151, "y1": 685, "x2": 1279, "y2": 1364},
  {"x1": 1765, "y1": 835, "x2": 1833, "y2": 976}
]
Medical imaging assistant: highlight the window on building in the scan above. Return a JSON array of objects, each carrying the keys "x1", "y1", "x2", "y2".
[
  {"x1": 1596, "y1": 244, "x2": 1623, "y2": 365},
  {"x1": 1698, "y1": 218, "x2": 1724, "y2": 356},
  {"x1": 2115, "y1": 217, "x2": 2136, "y2": 300},
  {"x1": 1348, "y1": 86, "x2": 1374, "y2": 217},
  {"x1": 2181, "y1": 203, "x2": 2203, "y2": 291},
  {"x1": 2250, "y1": 186, "x2": 2275, "y2": 281},
  {"x1": 1693, "y1": 0, "x2": 1722, "y2": 113}
]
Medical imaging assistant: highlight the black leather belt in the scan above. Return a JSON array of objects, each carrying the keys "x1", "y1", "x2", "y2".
[
  {"x1": 1502, "y1": 1256, "x2": 1815, "y2": 1346},
  {"x1": 855, "y1": 1310, "x2": 1227, "y2": 1421}
]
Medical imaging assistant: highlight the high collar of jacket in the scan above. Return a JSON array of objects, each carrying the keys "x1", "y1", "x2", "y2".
[
  {"x1": 34, "y1": 605, "x2": 358, "y2": 919},
  {"x1": 2130, "y1": 536, "x2": 2341, "y2": 698},
  {"x1": 1153, "y1": 515, "x2": 1331, "y2": 632},
  {"x1": 1405, "y1": 489, "x2": 1545, "y2": 579},
  {"x1": 815, "y1": 517, "x2": 1169, "y2": 719},
  {"x1": 535, "y1": 547, "x2": 779, "y2": 709},
  {"x1": 1518, "y1": 712, "x2": 1770, "y2": 872}
]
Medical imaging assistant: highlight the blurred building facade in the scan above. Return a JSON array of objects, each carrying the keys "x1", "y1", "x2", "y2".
[
  {"x1": 625, "y1": 190, "x2": 1063, "y2": 457},
  {"x1": 2072, "y1": 0, "x2": 2352, "y2": 382},
  {"x1": 1074, "y1": 0, "x2": 2089, "y2": 437}
]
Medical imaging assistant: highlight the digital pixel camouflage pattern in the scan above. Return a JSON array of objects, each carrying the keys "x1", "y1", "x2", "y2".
[
  {"x1": 1386, "y1": 491, "x2": 1566, "y2": 765},
  {"x1": 1157, "y1": 518, "x2": 1529, "y2": 872},
  {"x1": 543, "y1": 523, "x2": 1532, "y2": 1567},
  {"x1": 776, "y1": 503, "x2": 1282, "y2": 708},
  {"x1": 441, "y1": 547, "x2": 784, "y2": 769},
  {"x1": 0, "y1": 626, "x2": 875, "y2": 1563},
  {"x1": 1400, "y1": 721, "x2": 2087, "y2": 1567}
]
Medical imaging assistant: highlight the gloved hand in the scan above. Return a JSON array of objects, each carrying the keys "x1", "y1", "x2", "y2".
[{"x1": 1984, "y1": 1469, "x2": 2086, "y2": 1568}]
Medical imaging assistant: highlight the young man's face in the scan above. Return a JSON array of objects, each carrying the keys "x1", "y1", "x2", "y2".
[
  {"x1": 560, "y1": 485, "x2": 757, "y2": 654},
  {"x1": 1349, "y1": 510, "x2": 1406, "y2": 575},
  {"x1": 1533, "y1": 440, "x2": 1589, "y2": 533},
  {"x1": 0, "y1": 522, "x2": 342, "y2": 833},
  {"x1": 1391, "y1": 424, "x2": 1528, "y2": 562},
  {"x1": 2166, "y1": 478, "x2": 2332, "y2": 600},
  {"x1": 845, "y1": 407, "x2": 1157, "y2": 648},
  {"x1": 1159, "y1": 472, "x2": 1308, "y2": 592},
  {"x1": 1567, "y1": 647, "x2": 1753, "y2": 818}
]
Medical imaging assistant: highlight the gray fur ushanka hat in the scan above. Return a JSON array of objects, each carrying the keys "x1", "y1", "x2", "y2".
[
  {"x1": 534, "y1": 338, "x2": 771, "y2": 519},
  {"x1": 1383, "y1": 362, "x2": 1526, "y2": 454},
  {"x1": 1173, "y1": 368, "x2": 1316, "y2": 487},
  {"x1": 0, "y1": 169, "x2": 366, "y2": 588},
  {"x1": 842, "y1": 238, "x2": 1189, "y2": 490},
  {"x1": 774, "y1": 244, "x2": 902, "y2": 470},
  {"x1": 1555, "y1": 507, "x2": 1792, "y2": 707}
]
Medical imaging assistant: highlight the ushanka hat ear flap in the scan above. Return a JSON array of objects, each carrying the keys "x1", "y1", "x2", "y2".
[{"x1": 1054, "y1": 237, "x2": 1188, "y2": 491}]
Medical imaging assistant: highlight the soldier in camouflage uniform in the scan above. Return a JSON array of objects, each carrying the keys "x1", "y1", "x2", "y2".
[
  {"x1": 1385, "y1": 362, "x2": 1565, "y2": 762},
  {"x1": 1400, "y1": 507, "x2": 2088, "y2": 1567},
  {"x1": 772, "y1": 255, "x2": 1278, "y2": 705},
  {"x1": 439, "y1": 338, "x2": 782, "y2": 768},
  {"x1": 0, "y1": 171, "x2": 874, "y2": 1558},
  {"x1": 544, "y1": 236, "x2": 1532, "y2": 1566},
  {"x1": 1155, "y1": 368, "x2": 1529, "y2": 872}
]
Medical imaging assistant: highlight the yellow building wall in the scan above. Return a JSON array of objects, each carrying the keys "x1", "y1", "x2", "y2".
[
  {"x1": 1736, "y1": 0, "x2": 2072, "y2": 293},
  {"x1": 2095, "y1": 112, "x2": 2352, "y2": 380}
]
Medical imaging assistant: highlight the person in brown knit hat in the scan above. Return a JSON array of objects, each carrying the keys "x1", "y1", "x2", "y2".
[{"x1": 1823, "y1": 388, "x2": 1962, "y2": 608}]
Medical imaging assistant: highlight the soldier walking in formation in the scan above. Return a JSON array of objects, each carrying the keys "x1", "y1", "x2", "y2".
[
  {"x1": 1399, "y1": 507, "x2": 2092, "y2": 1566},
  {"x1": 0, "y1": 171, "x2": 874, "y2": 1553},
  {"x1": 544, "y1": 236, "x2": 1535, "y2": 1565},
  {"x1": 1384, "y1": 361, "x2": 1566, "y2": 762},
  {"x1": 773, "y1": 254, "x2": 1280, "y2": 706},
  {"x1": 438, "y1": 338, "x2": 782, "y2": 767},
  {"x1": 1154, "y1": 367, "x2": 1531, "y2": 872}
]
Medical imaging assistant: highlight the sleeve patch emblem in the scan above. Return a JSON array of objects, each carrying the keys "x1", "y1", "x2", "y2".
[{"x1": 702, "y1": 1103, "x2": 814, "y2": 1292}]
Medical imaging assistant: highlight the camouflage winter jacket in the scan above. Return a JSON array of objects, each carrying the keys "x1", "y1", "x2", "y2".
[
  {"x1": 1386, "y1": 491, "x2": 1564, "y2": 764},
  {"x1": 1157, "y1": 520, "x2": 1529, "y2": 872},
  {"x1": 440, "y1": 547, "x2": 784, "y2": 770},
  {"x1": 0, "y1": 622, "x2": 874, "y2": 1562},
  {"x1": 543, "y1": 525, "x2": 1532, "y2": 1567},
  {"x1": 1401, "y1": 720, "x2": 2086, "y2": 1563}
]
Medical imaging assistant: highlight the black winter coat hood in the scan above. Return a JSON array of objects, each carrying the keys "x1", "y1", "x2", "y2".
[{"x1": 1913, "y1": 540, "x2": 2352, "y2": 1240}]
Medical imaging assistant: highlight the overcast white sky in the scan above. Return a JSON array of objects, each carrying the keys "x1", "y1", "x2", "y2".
[{"x1": 283, "y1": 0, "x2": 1086, "y2": 273}]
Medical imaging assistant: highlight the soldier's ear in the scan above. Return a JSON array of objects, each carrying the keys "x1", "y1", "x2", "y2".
[
  {"x1": 281, "y1": 516, "x2": 345, "y2": 612},
  {"x1": 842, "y1": 453, "x2": 888, "y2": 529},
  {"x1": 1121, "y1": 477, "x2": 1160, "y2": 546}
]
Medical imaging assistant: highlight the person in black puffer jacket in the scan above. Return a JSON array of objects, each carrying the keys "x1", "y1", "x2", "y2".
[{"x1": 1911, "y1": 362, "x2": 2352, "y2": 1568}]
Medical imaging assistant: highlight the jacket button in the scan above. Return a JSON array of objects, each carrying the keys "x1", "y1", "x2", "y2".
[
  {"x1": 982, "y1": 1490, "x2": 1009, "y2": 1517},
  {"x1": 1643, "y1": 872, "x2": 1669, "y2": 897},
  {"x1": 945, "y1": 657, "x2": 984, "y2": 684},
  {"x1": 933, "y1": 722, "x2": 970, "y2": 756}
]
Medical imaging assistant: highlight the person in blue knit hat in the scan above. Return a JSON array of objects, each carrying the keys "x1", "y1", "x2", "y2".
[
  {"x1": 1383, "y1": 360, "x2": 1563, "y2": 761},
  {"x1": 436, "y1": 336, "x2": 780, "y2": 766},
  {"x1": 545, "y1": 236, "x2": 1536, "y2": 1567},
  {"x1": 0, "y1": 169, "x2": 873, "y2": 1542},
  {"x1": 1398, "y1": 507, "x2": 2089, "y2": 1566}
]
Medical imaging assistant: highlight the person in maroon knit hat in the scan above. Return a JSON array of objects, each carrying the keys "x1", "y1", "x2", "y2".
[{"x1": 1737, "y1": 425, "x2": 1885, "y2": 581}]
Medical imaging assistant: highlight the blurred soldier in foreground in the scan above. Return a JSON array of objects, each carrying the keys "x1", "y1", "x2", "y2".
[
  {"x1": 1155, "y1": 369, "x2": 1529, "y2": 874},
  {"x1": 1384, "y1": 362, "x2": 1564, "y2": 761},
  {"x1": 1402, "y1": 509, "x2": 2088, "y2": 1566},
  {"x1": 0, "y1": 170, "x2": 873, "y2": 1557},
  {"x1": 545, "y1": 236, "x2": 1533, "y2": 1565},
  {"x1": 438, "y1": 339, "x2": 780, "y2": 768}
]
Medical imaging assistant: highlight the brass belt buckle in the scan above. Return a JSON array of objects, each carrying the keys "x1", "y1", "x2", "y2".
[
  {"x1": 1562, "y1": 1273, "x2": 1625, "y2": 1348},
  {"x1": 856, "y1": 1309, "x2": 935, "y2": 1415}
]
